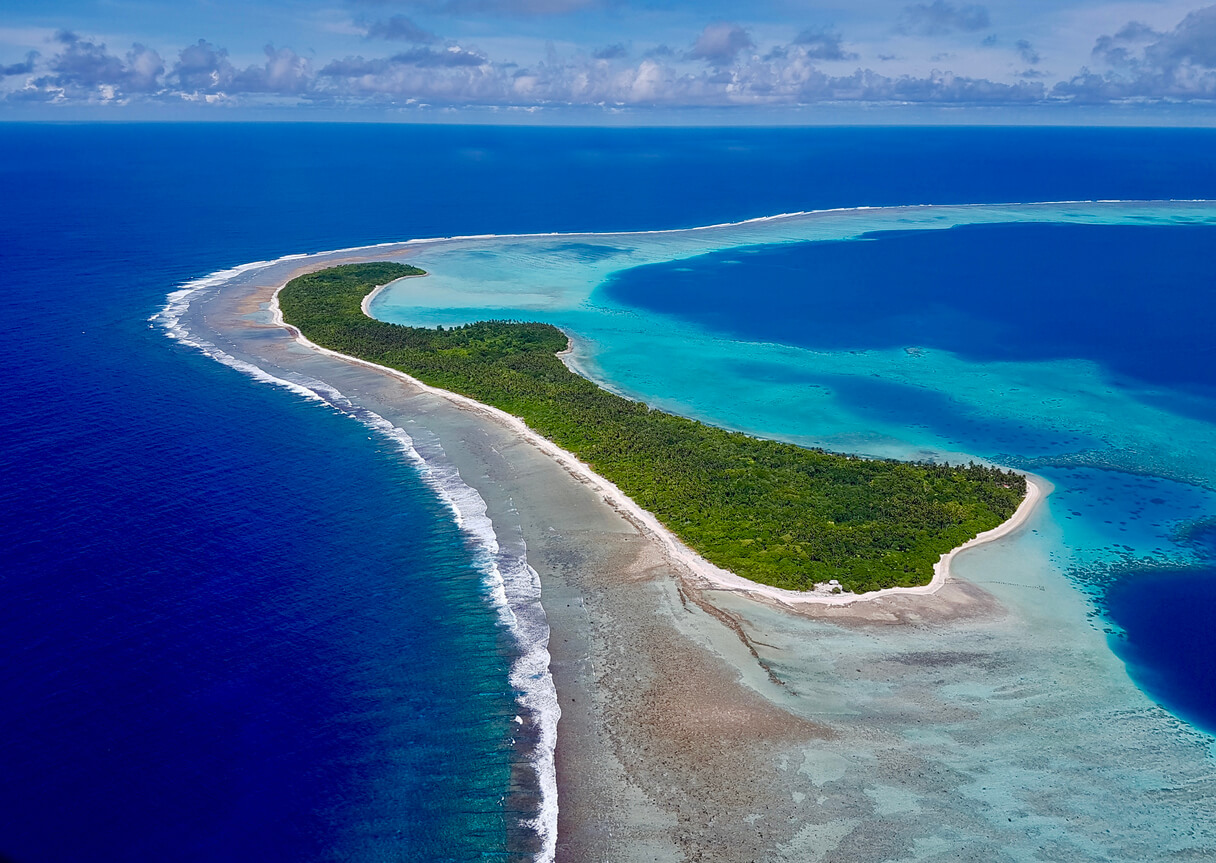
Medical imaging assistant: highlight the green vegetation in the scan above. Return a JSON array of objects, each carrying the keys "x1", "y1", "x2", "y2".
[{"x1": 280, "y1": 262, "x2": 1026, "y2": 593}]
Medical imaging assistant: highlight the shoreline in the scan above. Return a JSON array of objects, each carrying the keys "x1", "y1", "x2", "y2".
[
  {"x1": 360, "y1": 272, "x2": 426, "y2": 317},
  {"x1": 317, "y1": 199, "x2": 1216, "y2": 258},
  {"x1": 162, "y1": 218, "x2": 1216, "y2": 862},
  {"x1": 275, "y1": 275, "x2": 1047, "y2": 608}
]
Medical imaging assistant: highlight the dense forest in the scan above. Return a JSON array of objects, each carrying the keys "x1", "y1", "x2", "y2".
[{"x1": 279, "y1": 262, "x2": 1026, "y2": 593}]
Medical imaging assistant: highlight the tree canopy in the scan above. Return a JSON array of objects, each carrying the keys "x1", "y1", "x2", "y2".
[{"x1": 279, "y1": 262, "x2": 1026, "y2": 593}]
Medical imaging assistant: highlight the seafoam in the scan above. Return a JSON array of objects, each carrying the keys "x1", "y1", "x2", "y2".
[{"x1": 153, "y1": 258, "x2": 560, "y2": 863}]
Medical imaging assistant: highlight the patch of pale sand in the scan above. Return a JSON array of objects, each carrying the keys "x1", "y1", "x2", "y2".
[
  {"x1": 273, "y1": 266, "x2": 1046, "y2": 612},
  {"x1": 220, "y1": 251, "x2": 1051, "y2": 862}
]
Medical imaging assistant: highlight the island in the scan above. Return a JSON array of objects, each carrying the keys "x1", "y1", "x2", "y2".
[{"x1": 277, "y1": 262, "x2": 1026, "y2": 594}]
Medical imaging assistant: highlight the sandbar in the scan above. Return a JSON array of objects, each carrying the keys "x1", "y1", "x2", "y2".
[
  {"x1": 275, "y1": 274, "x2": 1047, "y2": 611},
  {"x1": 176, "y1": 245, "x2": 1216, "y2": 863}
]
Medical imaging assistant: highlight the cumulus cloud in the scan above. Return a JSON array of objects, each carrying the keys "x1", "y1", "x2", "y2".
[
  {"x1": 898, "y1": 2, "x2": 990, "y2": 36},
  {"x1": 167, "y1": 39, "x2": 313, "y2": 97},
  {"x1": 688, "y1": 23, "x2": 753, "y2": 66},
  {"x1": 0, "y1": 27, "x2": 1052, "y2": 110},
  {"x1": 1093, "y1": 6, "x2": 1216, "y2": 70},
  {"x1": 9, "y1": 31, "x2": 164, "y2": 101},
  {"x1": 390, "y1": 46, "x2": 488, "y2": 67},
  {"x1": 1057, "y1": 4, "x2": 1216, "y2": 101},
  {"x1": 306, "y1": 28, "x2": 1051, "y2": 109},
  {"x1": 363, "y1": 15, "x2": 437, "y2": 43},
  {"x1": 2, "y1": 52, "x2": 38, "y2": 77},
  {"x1": 319, "y1": 51, "x2": 504, "y2": 104},
  {"x1": 592, "y1": 43, "x2": 628, "y2": 60},
  {"x1": 319, "y1": 56, "x2": 388, "y2": 78},
  {"x1": 235, "y1": 46, "x2": 313, "y2": 94},
  {"x1": 643, "y1": 45, "x2": 677, "y2": 59},
  {"x1": 372, "y1": 0, "x2": 598, "y2": 16},
  {"x1": 1090, "y1": 21, "x2": 1162, "y2": 68},
  {"x1": 12, "y1": 6, "x2": 1216, "y2": 112},
  {"x1": 1015, "y1": 39, "x2": 1039, "y2": 65},
  {"x1": 124, "y1": 45, "x2": 166, "y2": 92},
  {"x1": 793, "y1": 28, "x2": 857, "y2": 61},
  {"x1": 172, "y1": 39, "x2": 236, "y2": 94},
  {"x1": 51, "y1": 30, "x2": 130, "y2": 88}
]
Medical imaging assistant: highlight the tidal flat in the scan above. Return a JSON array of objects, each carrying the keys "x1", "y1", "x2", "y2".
[{"x1": 169, "y1": 200, "x2": 1216, "y2": 861}]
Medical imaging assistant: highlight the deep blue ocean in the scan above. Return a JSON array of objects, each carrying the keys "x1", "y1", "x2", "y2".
[
  {"x1": 604, "y1": 223, "x2": 1216, "y2": 389},
  {"x1": 3, "y1": 124, "x2": 1216, "y2": 861},
  {"x1": 602, "y1": 220, "x2": 1216, "y2": 735}
]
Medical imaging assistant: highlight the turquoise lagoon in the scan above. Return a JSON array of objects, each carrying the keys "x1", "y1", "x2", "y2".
[
  {"x1": 372, "y1": 200, "x2": 1216, "y2": 728},
  {"x1": 364, "y1": 199, "x2": 1216, "y2": 858},
  {"x1": 9, "y1": 123, "x2": 1216, "y2": 862}
]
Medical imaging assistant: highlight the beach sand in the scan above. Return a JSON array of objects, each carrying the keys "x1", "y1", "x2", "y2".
[{"x1": 187, "y1": 250, "x2": 1216, "y2": 862}]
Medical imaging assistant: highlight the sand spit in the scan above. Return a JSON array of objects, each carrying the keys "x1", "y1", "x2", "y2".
[
  {"x1": 176, "y1": 245, "x2": 1216, "y2": 863},
  {"x1": 275, "y1": 274, "x2": 1047, "y2": 612}
]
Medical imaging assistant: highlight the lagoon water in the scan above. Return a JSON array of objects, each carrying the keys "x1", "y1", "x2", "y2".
[
  {"x1": 3, "y1": 123, "x2": 1216, "y2": 860},
  {"x1": 372, "y1": 202, "x2": 1216, "y2": 738}
]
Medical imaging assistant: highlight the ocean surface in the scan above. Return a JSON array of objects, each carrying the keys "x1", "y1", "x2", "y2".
[{"x1": 3, "y1": 123, "x2": 1216, "y2": 861}]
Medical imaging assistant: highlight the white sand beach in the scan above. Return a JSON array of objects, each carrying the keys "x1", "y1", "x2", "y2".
[
  {"x1": 275, "y1": 276, "x2": 1047, "y2": 611},
  {"x1": 172, "y1": 243, "x2": 1216, "y2": 863}
]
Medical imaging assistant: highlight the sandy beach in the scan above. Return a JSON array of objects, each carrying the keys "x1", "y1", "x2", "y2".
[
  {"x1": 255, "y1": 256, "x2": 1052, "y2": 857},
  {"x1": 275, "y1": 276, "x2": 1047, "y2": 612},
  {"x1": 177, "y1": 246, "x2": 1216, "y2": 862}
]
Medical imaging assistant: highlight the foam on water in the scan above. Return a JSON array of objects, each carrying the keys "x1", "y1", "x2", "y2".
[
  {"x1": 12, "y1": 122, "x2": 1216, "y2": 862},
  {"x1": 155, "y1": 261, "x2": 559, "y2": 862},
  {"x1": 157, "y1": 199, "x2": 1216, "y2": 858},
  {"x1": 366, "y1": 199, "x2": 1216, "y2": 744}
]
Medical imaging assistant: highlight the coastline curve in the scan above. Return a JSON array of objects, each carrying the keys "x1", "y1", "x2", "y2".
[
  {"x1": 271, "y1": 276, "x2": 1048, "y2": 608},
  {"x1": 153, "y1": 197, "x2": 1216, "y2": 863}
]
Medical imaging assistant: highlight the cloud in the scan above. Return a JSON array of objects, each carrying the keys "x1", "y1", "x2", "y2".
[
  {"x1": 688, "y1": 23, "x2": 753, "y2": 66},
  {"x1": 390, "y1": 46, "x2": 488, "y2": 67},
  {"x1": 1, "y1": 26, "x2": 1052, "y2": 110},
  {"x1": 1, "y1": 51, "x2": 38, "y2": 77},
  {"x1": 363, "y1": 15, "x2": 437, "y2": 43},
  {"x1": 898, "y1": 2, "x2": 990, "y2": 36},
  {"x1": 311, "y1": 29, "x2": 1044, "y2": 109},
  {"x1": 50, "y1": 30, "x2": 128, "y2": 87},
  {"x1": 1058, "y1": 4, "x2": 1216, "y2": 101},
  {"x1": 1015, "y1": 39, "x2": 1039, "y2": 65},
  {"x1": 319, "y1": 50, "x2": 505, "y2": 103},
  {"x1": 123, "y1": 44, "x2": 165, "y2": 92},
  {"x1": 172, "y1": 39, "x2": 236, "y2": 93},
  {"x1": 371, "y1": 0, "x2": 598, "y2": 16},
  {"x1": 643, "y1": 45, "x2": 676, "y2": 59},
  {"x1": 793, "y1": 28, "x2": 857, "y2": 61},
  {"x1": 1090, "y1": 21, "x2": 1161, "y2": 69},
  {"x1": 592, "y1": 43, "x2": 627, "y2": 60},
  {"x1": 319, "y1": 56, "x2": 388, "y2": 78},
  {"x1": 167, "y1": 39, "x2": 313, "y2": 97},
  {"x1": 878, "y1": 69, "x2": 1041, "y2": 102},
  {"x1": 321, "y1": 45, "x2": 491, "y2": 80},
  {"x1": 1132, "y1": 6, "x2": 1216, "y2": 69},
  {"x1": 15, "y1": 7, "x2": 1216, "y2": 112},
  {"x1": 234, "y1": 46, "x2": 313, "y2": 94},
  {"x1": 10, "y1": 31, "x2": 164, "y2": 100}
]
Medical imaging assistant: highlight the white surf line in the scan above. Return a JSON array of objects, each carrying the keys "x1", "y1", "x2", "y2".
[
  {"x1": 351, "y1": 197, "x2": 1216, "y2": 254},
  {"x1": 163, "y1": 198, "x2": 1216, "y2": 339},
  {"x1": 156, "y1": 262, "x2": 558, "y2": 863},
  {"x1": 271, "y1": 273, "x2": 1049, "y2": 610}
]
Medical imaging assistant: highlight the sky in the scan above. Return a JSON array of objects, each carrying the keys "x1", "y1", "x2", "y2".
[{"x1": 2, "y1": 1, "x2": 1216, "y2": 122}]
